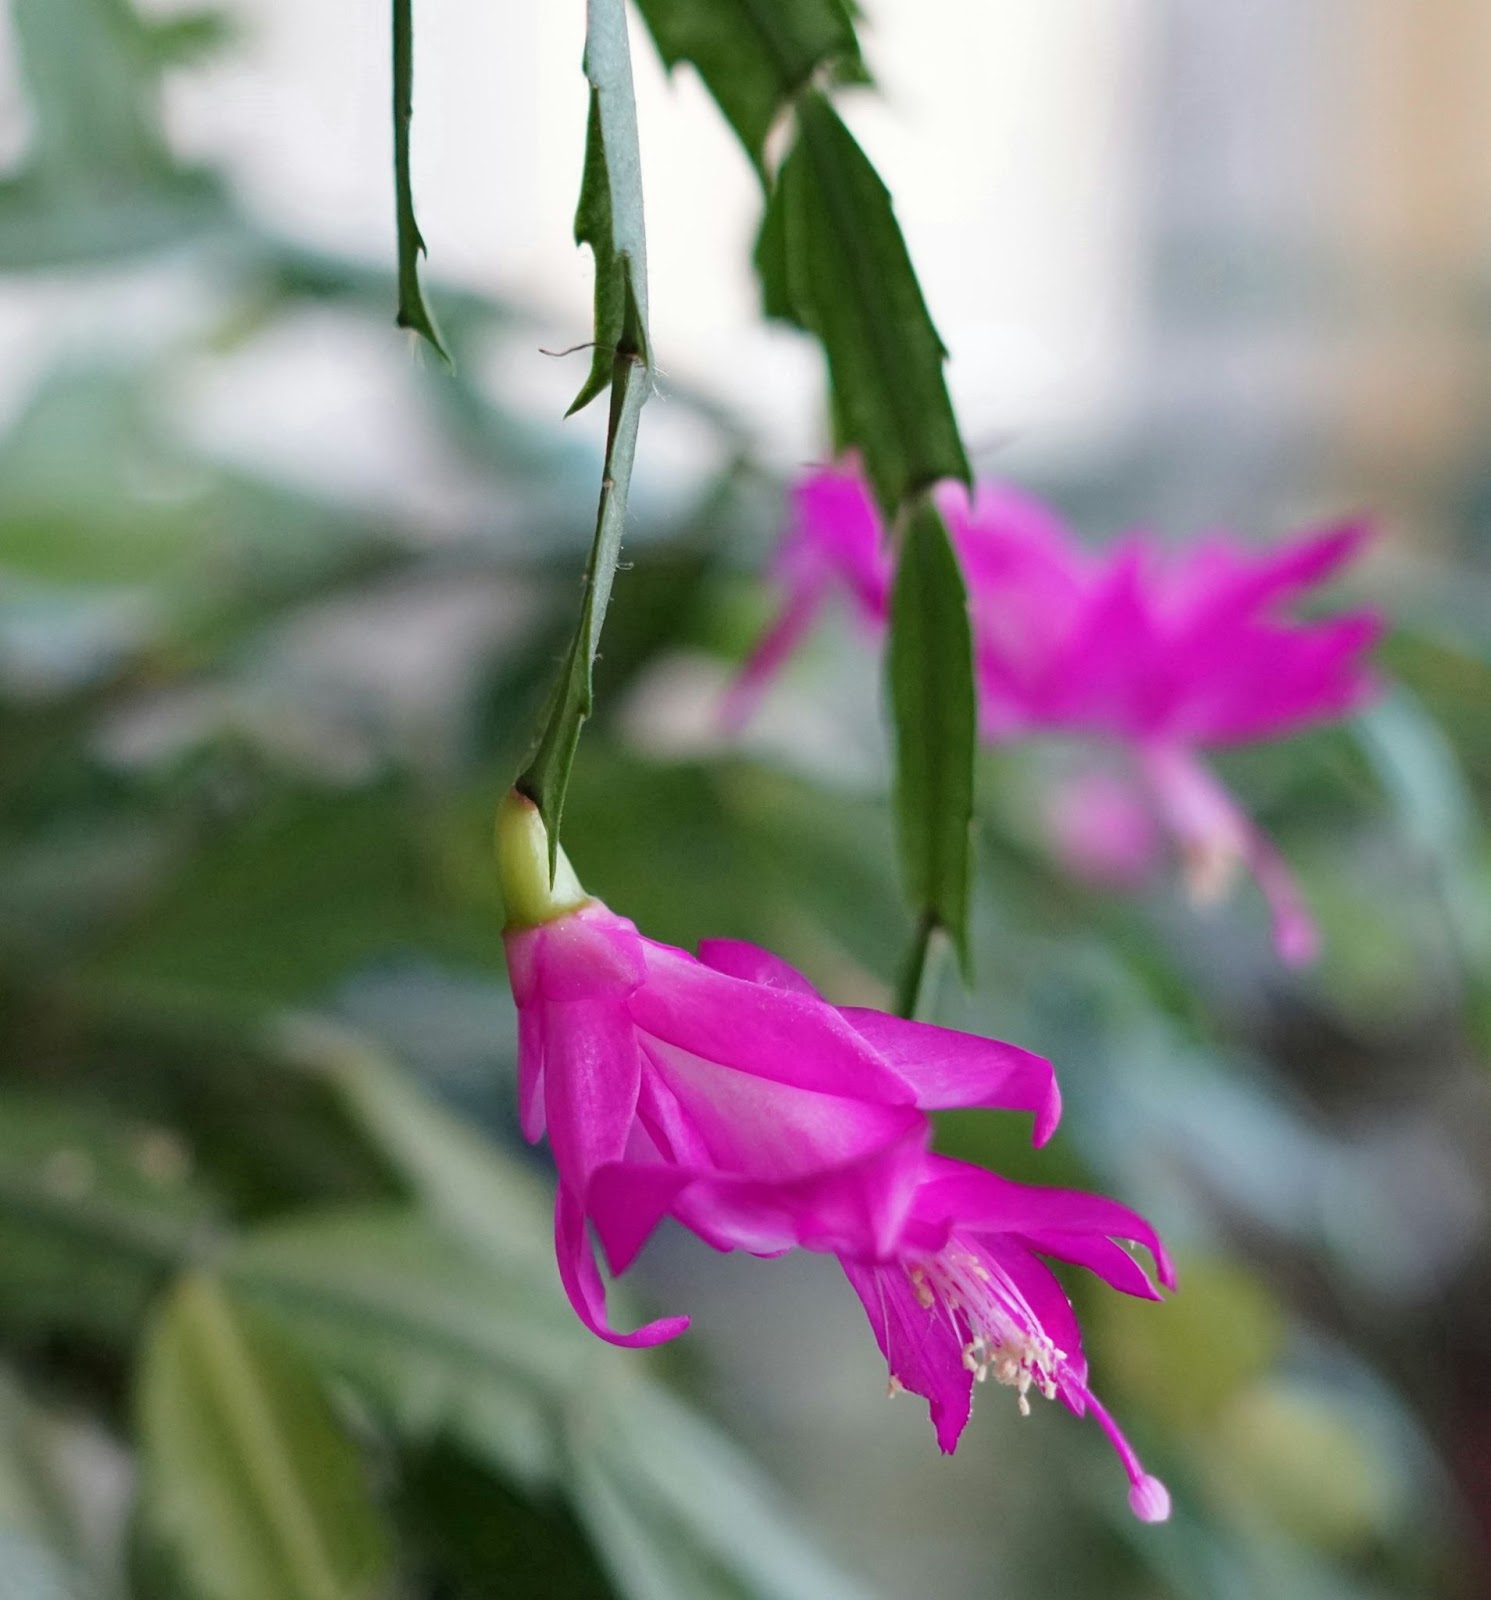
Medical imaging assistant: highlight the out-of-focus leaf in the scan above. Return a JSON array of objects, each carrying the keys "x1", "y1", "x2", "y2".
[
  {"x1": 398, "y1": 1440, "x2": 616, "y2": 1600},
  {"x1": 633, "y1": 0, "x2": 865, "y2": 170},
  {"x1": 522, "y1": 748, "x2": 903, "y2": 984},
  {"x1": 1214, "y1": 1380, "x2": 1402, "y2": 1553},
  {"x1": 0, "y1": 997, "x2": 401, "y2": 1223},
  {"x1": 143, "y1": 8, "x2": 236, "y2": 65},
  {"x1": 1356, "y1": 688, "x2": 1491, "y2": 970},
  {"x1": 0, "y1": 0, "x2": 226, "y2": 270},
  {"x1": 0, "y1": 1091, "x2": 214, "y2": 1343},
  {"x1": 391, "y1": 0, "x2": 448, "y2": 361},
  {"x1": 576, "y1": 1383, "x2": 871, "y2": 1600},
  {"x1": 0, "y1": 367, "x2": 394, "y2": 680},
  {"x1": 1088, "y1": 1255, "x2": 1285, "y2": 1433},
  {"x1": 13, "y1": 0, "x2": 169, "y2": 182},
  {"x1": 0, "y1": 1370, "x2": 97, "y2": 1600},
  {"x1": 91, "y1": 785, "x2": 501, "y2": 1012},
  {"x1": 287, "y1": 1024, "x2": 554, "y2": 1274},
  {"x1": 887, "y1": 501, "x2": 975, "y2": 988},
  {"x1": 249, "y1": 1041, "x2": 877, "y2": 1600},
  {"x1": 134, "y1": 1273, "x2": 392, "y2": 1600},
  {"x1": 773, "y1": 94, "x2": 968, "y2": 513},
  {"x1": 753, "y1": 180, "x2": 799, "y2": 326},
  {"x1": 226, "y1": 1205, "x2": 584, "y2": 1489}
]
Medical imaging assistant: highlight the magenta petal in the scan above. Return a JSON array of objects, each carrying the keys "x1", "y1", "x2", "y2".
[
  {"x1": 671, "y1": 1117, "x2": 930, "y2": 1260},
  {"x1": 721, "y1": 580, "x2": 829, "y2": 734},
  {"x1": 839, "y1": 1008, "x2": 1061, "y2": 1145},
  {"x1": 589, "y1": 1161, "x2": 696, "y2": 1275},
  {"x1": 517, "y1": 1003, "x2": 546, "y2": 1143},
  {"x1": 790, "y1": 461, "x2": 892, "y2": 617},
  {"x1": 1143, "y1": 743, "x2": 1319, "y2": 966},
  {"x1": 526, "y1": 905, "x2": 647, "y2": 1001},
  {"x1": 553, "y1": 1186, "x2": 689, "y2": 1348},
  {"x1": 1017, "y1": 1229, "x2": 1164, "y2": 1300},
  {"x1": 542, "y1": 998, "x2": 643, "y2": 1197},
  {"x1": 917, "y1": 1160, "x2": 1176, "y2": 1289},
  {"x1": 696, "y1": 938, "x2": 821, "y2": 996},
  {"x1": 1237, "y1": 812, "x2": 1320, "y2": 967},
  {"x1": 629, "y1": 951, "x2": 915, "y2": 1103},
  {"x1": 642, "y1": 1036, "x2": 924, "y2": 1185},
  {"x1": 842, "y1": 1259, "x2": 973, "y2": 1453},
  {"x1": 1187, "y1": 519, "x2": 1372, "y2": 626}
]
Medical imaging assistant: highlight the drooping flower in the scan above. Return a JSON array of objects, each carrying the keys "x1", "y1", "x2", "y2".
[
  {"x1": 497, "y1": 790, "x2": 1059, "y2": 1347},
  {"x1": 585, "y1": 931, "x2": 1175, "y2": 1521},
  {"x1": 730, "y1": 461, "x2": 1381, "y2": 963},
  {"x1": 840, "y1": 1152, "x2": 1176, "y2": 1522}
]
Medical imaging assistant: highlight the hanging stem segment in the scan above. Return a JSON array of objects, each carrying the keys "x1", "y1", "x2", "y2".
[
  {"x1": 515, "y1": 0, "x2": 652, "y2": 871},
  {"x1": 631, "y1": 3, "x2": 982, "y2": 1003},
  {"x1": 391, "y1": 0, "x2": 449, "y2": 361}
]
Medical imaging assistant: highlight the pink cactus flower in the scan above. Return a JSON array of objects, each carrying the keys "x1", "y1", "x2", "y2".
[
  {"x1": 583, "y1": 933, "x2": 1175, "y2": 1522},
  {"x1": 730, "y1": 461, "x2": 1381, "y2": 964},
  {"x1": 497, "y1": 791, "x2": 1059, "y2": 1348},
  {"x1": 842, "y1": 1152, "x2": 1176, "y2": 1522}
]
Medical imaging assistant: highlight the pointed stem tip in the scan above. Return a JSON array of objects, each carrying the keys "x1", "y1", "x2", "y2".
[{"x1": 496, "y1": 791, "x2": 589, "y2": 930}]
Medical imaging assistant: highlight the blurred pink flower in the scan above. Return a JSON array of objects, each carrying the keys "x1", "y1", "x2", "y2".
[
  {"x1": 730, "y1": 461, "x2": 1382, "y2": 962},
  {"x1": 1046, "y1": 763, "x2": 1163, "y2": 890},
  {"x1": 500, "y1": 793, "x2": 1059, "y2": 1347},
  {"x1": 841, "y1": 1152, "x2": 1176, "y2": 1521}
]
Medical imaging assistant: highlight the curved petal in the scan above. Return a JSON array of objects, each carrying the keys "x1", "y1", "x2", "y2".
[
  {"x1": 841, "y1": 1259, "x2": 973, "y2": 1453},
  {"x1": 838, "y1": 1008, "x2": 1061, "y2": 1145},
  {"x1": 672, "y1": 1117, "x2": 930, "y2": 1260},
  {"x1": 554, "y1": 1185, "x2": 689, "y2": 1348},
  {"x1": 1179, "y1": 519, "x2": 1372, "y2": 628},
  {"x1": 629, "y1": 951, "x2": 915, "y2": 1103},
  {"x1": 915, "y1": 1159, "x2": 1176, "y2": 1289},
  {"x1": 593, "y1": 1117, "x2": 929, "y2": 1268},
  {"x1": 642, "y1": 1036, "x2": 923, "y2": 1183},
  {"x1": 789, "y1": 461, "x2": 891, "y2": 616},
  {"x1": 696, "y1": 938, "x2": 821, "y2": 996},
  {"x1": 1016, "y1": 1229, "x2": 1164, "y2": 1301},
  {"x1": 543, "y1": 998, "x2": 643, "y2": 1196}
]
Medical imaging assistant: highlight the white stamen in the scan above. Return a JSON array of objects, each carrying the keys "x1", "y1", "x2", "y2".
[{"x1": 905, "y1": 1245, "x2": 1065, "y2": 1420}]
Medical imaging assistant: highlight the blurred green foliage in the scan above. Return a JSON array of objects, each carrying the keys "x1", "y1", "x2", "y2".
[{"x1": 0, "y1": 2, "x2": 1488, "y2": 1599}]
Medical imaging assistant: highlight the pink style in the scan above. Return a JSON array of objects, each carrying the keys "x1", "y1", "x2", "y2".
[
  {"x1": 727, "y1": 462, "x2": 1382, "y2": 965},
  {"x1": 498, "y1": 791, "x2": 1173, "y2": 1519}
]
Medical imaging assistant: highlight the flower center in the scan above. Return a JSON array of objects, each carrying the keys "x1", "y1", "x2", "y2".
[{"x1": 909, "y1": 1245, "x2": 1064, "y2": 1417}]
